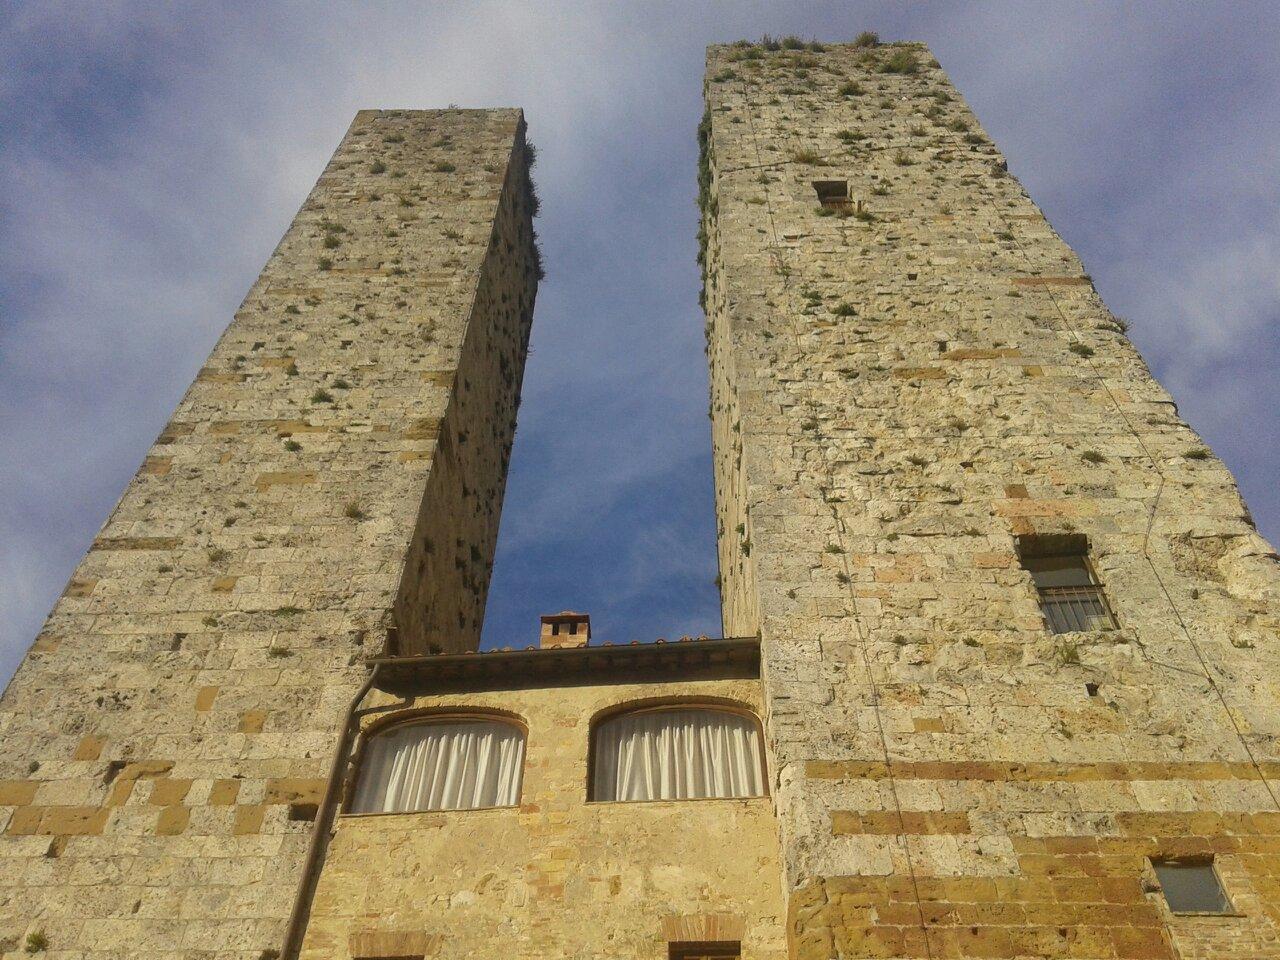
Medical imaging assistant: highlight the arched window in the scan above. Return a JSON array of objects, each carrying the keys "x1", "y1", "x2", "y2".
[
  {"x1": 350, "y1": 716, "x2": 525, "y2": 814},
  {"x1": 591, "y1": 706, "x2": 765, "y2": 802}
]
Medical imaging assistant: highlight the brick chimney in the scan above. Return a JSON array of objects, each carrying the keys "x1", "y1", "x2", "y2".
[{"x1": 540, "y1": 611, "x2": 590, "y2": 649}]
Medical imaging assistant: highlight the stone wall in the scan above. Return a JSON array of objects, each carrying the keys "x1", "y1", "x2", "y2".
[
  {"x1": 301, "y1": 676, "x2": 786, "y2": 960},
  {"x1": 392, "y1": 121, "x2": 538, "y2": 655},
  {"x1": 0, "y1": 108, "x2": 537, "y2": 959},
  {"x1": 702, "y1": 39, "x2": 1280, "y2": 960}
]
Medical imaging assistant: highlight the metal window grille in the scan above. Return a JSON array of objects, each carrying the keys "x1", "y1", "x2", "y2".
[{"x1": 1037, "y1": 584, "x2": 1115, "y2": 633}]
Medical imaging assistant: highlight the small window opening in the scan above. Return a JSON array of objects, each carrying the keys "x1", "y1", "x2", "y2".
[
  {"x1": 1151, "y1": 859, "x2": 1233, "y2": 914},
  {"x1": 812, "y1": 180, "x2": 850, "y2": 210},
  {"x1": 1016, "y1": 535, "x2": 1116, "y2": 634},
  {"x1": 288, "y1": 802, "x2": 318, "y2": 822},
  {"x1": 670, "y1": 943, "x2": 740, "y2": 960}
]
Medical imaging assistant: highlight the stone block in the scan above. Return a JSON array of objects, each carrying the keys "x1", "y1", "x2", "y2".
[
  {"x1": 148, "y1": 779, "x2": 192, "y2": 806},
  {"x1": 208, "y1": 780, "x2": 241, "y2": 806},
  {"x1": 232, "y1": 805, "x2": 265, "y2": 836},
  {"x1": 194, "y1": 686, "x2": 218, "y2": 711},
  {"x1": 73, "y1": 736, "x2": 106, "y2": 761},
  {"x1": 40, "y1": 806, "x2": 110, "y2": 836},
  {"x1": 155, "y1": 806, "x2": 190, "y2": 836}
]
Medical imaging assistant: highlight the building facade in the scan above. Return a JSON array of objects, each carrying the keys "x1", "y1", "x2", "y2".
[
  {"x1": 3, "y1": 35, "x2": 1280, "y2": 960},
  {"x1": 701, "y1": 38, "x2": 1280, "y2": 960},
  {"x1": 299, "y1": 627, "x2": 786, "y2": 960}
]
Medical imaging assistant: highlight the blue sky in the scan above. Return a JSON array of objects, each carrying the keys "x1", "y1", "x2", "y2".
[{"x1": 3, "y1": 2, "x2": 1279, "y2": 681}]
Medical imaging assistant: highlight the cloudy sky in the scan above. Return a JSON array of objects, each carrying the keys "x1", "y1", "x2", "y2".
[{"x1": 3, "y1": 1, "x2": 1279, "y2": 682}]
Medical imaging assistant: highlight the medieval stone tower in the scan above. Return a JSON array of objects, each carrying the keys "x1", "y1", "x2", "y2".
[
  {"x1": 3, "y1": 35, "x2": 1280, "y2": 960},
  {"x1": 701, "y1": 38, "x2": 1280, "y2": 960},
  {"x1": 0, "y1": 110, "x2": 539, "y2": 956}
]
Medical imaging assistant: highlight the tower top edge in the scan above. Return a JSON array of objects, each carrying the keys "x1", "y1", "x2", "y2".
[
  {"x1": 705, "y1": 39, "x2": 932, "y2": 58},
  {"x1": 352, "y1": 107, "x2": 526, "y2": 120}
]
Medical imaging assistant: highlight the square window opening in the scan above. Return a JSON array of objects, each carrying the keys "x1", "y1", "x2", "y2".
[
  {"x1": 1151, "y1": 859, "x2": 1233, "y2": 914},
  {"x1": 812, "y1": 180, "x2": 850, "y2": 209},
  {"x1": 288, "y1": 801, "x2": 318, "y2": 822},
  {"x1": 1016, "y1": 535, "x2": 1115, "y2": 634}
]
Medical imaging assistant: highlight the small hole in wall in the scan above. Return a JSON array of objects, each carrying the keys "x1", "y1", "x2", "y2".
[
  {"x1": 288, "y1": 803, "x2": 319, "y2": 822},
  {"x1": 812, "y1": 180, "x2": 850, "y2": 210},
  {"x1": 1085, "y1": 682, "x2": 1100, "y2": 697}
]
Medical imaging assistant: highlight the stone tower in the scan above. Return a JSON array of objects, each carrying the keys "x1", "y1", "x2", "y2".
[
  {"x1": 702, "y1": 39, "x2": 1280, "y2": 960},
  {"x1": 0, "y1": 109, "x2": 538, "y2": 957}
]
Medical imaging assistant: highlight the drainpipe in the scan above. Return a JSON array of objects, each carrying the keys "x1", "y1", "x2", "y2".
[{"x1": 280, "y1": 662, "x2": 382, "y2": 960}]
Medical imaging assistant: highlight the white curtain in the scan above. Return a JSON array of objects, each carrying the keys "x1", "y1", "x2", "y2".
[
  {"x1": 592, "y1": 708, "x2": 764, "y2": 802},
  {"x1": 351, "y1": 720, "x2": 524, "y2": 813}
]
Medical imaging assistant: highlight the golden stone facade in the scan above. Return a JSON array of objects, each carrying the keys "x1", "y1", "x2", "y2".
[
  {"x1": 3, "y1": 34, "x2": 1280, "y2": 960},
  {"x1": 300, "y1": 642, "x2": 785, "y2": 960}
]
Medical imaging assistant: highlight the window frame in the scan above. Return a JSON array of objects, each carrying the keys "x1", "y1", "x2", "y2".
[
  {"x1": 341, "y1": 709, "x2": 528, "y2": 817},
  {"x1": 1028, "y1": 553, "x2": 1118, "y2": 633},
  {"x1": 1015, "y1": 535, "x2": 1118, "y2": 634},
  {"x1": 586, "y1": 699, "x2": 769, "y2": 804},
  {"x1": 1150, "y1": 857, "x2": 1240, "y2": 917}
]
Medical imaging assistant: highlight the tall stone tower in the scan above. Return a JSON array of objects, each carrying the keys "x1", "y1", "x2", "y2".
[
  {"x1": 0, "y1": 110, "x2": 538, "y2": 957},
  {"x1": 702, "y1": 39, "x2": 1280, "y2": 960}
]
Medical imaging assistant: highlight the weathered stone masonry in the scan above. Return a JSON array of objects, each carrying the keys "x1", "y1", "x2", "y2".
[
  {"x1": 0, "y1": 109, "x2": 537, "y2": 958},
  {"x1": 702, "y1": 40, "x2": 1280, "y2": 959}
]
